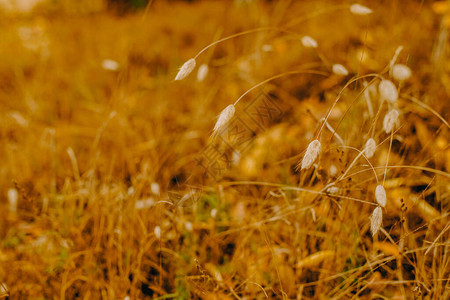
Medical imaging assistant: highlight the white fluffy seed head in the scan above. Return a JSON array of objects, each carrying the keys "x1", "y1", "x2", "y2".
[
  {"x1": 261, "y1": 44, "x2": 273, "y2": 52},
  {"x1": 185, "y1": 221, "x2": 193, "y2": 232},
  {"x1": 8, "y1": 188, "x2": 18, "y2": 213},
  {"x1": 197, "y1": 63, "x2": 209, "y2": 82},
  {"x1": 154, "y1": 226, "x2": 161, "y2": 239},
  {"x1": 364, "y1": 138, "x2": 376, "y2": 158},
  {"x1": 299, "y1": 139, "x2": 321, "y2": 170},
  {"x1": 392, "y1": 64, "x2": 412, "y2": 81},
  {"x1": 175, "y1": 58, "x2": 196, "y2": 80},
  {"x1": 102, "y1": 59, "x2": 119, "y2": 71},
  {"x1": 329, "y1": 164, "x2": 338, "y2": 177},
  {"x1": 151, "y1": 182, "x2": 160, "y2": 195},
  {"x1": 301, "y1": 36, "x2": 318, "y2": 48},
  {"x1": 212, "y1": 104, "x2": 235, "y2": 138},
  {"x1": 135, "y1": 198, "x2": 155, "y2": 210},
  {"x1": 350, "y1": 3, "x2": 373, "y2": 15},
  {"x1": 383, "y1": 109, "x2": 400, "y2": 133},
  {"x1": 370, "y1": 206, "x2": 383, "y2": 236},
  {"x1": 379, "y1": 80, "x2": 398, "y2": 103},
  {"x1": 0, "y1": 283, "x2": 9, "y2": 296},
  {"x1": 326, "y1": 186, "x2": 341, "y2": 195},
  {"x1": 332, "y1": 64, "x2": 349, "y2": 76},
  {"x1": 375, "y1": 185, "x2": 387, "y2": 207}
]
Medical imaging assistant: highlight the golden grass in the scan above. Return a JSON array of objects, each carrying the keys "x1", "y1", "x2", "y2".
[{"x1": 0, "y1": 0, "x2": 449, "y2": 299}]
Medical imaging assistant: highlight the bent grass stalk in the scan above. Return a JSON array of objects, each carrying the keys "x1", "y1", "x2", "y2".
[
  {"x1": 402, "y1": 94, "x2": 450, "y2": 129},
  {"x1": 177, "y1": 4, "x2": 373, "y2": 79},
  {"x1": 321, "y1": 145, "x2": 379, "y2": 194},
  {"x1": 363, "y1": 81, "x2": 374, "y2": 117},
  {"x1": 285, "y1": 3, "x2": 368, "y2": 28},
  {"x1": 320, "y1": 118, "x2": 345, "y2": 145},
  {"x1": 176, "y1": 26, "x2": 324, "y2": 80},
  {"x1": 194, "y1": 25, "x2": 328, "y2": 62},
  {"x1": 388, "y1": 45, "x2": 404, "y2": 75},
  {"x1": 338, "y1": 146, "x2": 379, "y2": 183},
  {"x1": 272, "y1": 104, "x2": 389, "y2": 169},
  {"x1": 233, "y1": 69, "x2": 329, "y2": 106},
  {"x1": 218, "y1": 180, "x2": 377, "y2": 206},
  {"x1": 342, "y1": 165, "x2": 450, "y2": 181},
  {"x1": 383, "y1": 128, "x2": 395, "y2": 185},
  {"x1": 317, "y1": 74, "x2": 383, "y2": 141},
  {"x1": 175, "y1": 4, "x2": 371, "y2": 80},
  {"x1": 210, "y1": 69, "x2": 328, "y2": 137},
  {"x1": 196, "y1": 3, "x2": 371, "y2": 60}
]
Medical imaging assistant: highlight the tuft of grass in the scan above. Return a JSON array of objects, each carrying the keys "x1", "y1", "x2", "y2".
[{"x1": 0, "y1": 1, "x2": 449, "y2": 299}]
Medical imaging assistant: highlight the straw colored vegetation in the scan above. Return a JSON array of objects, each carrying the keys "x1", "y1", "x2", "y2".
[{"x1": 0, "y1": 0, "x2": 449, "y2": 299}]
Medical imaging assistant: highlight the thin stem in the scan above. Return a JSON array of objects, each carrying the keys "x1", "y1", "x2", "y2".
[
  {"x1": 338, "y1": 146, "x2": 378, "y2": 183},
  {"x1": 383, "y1": 131, "x2": 394, "y2": 185},
  {"x1": 284, "y1": 4, "x2": 349, "y2": 28},
  {"x1": 140, "y1": 0, "x2": 154, "y2": 23},
  {"x1": 330, "y1": 76, "x2": 380, "y2": 145},
  {"x1": 388, "y1": 46, "x2": 404, "y2": 76},
  {"x1": 195, "y1": 26, "x2": 308, "y2": 60},
  {"x1": 317, "y1": 74, "x2": 383, "y2": 139},
  {"x1": 402, "y1": 94, "x2": 450, "y2": 129},
  {"x1": 217, "y1": 180, "x2": 376, "y2": 206},
  {"x1": 343, "y1": 165, "x2": 450, "y2": 181},
  {"x1": 368, "y1": 87, "x2": 386, "y2": 137},
  {"x1": 363, "y1": 81, "x2": 374, "y2": 118},
  {"x1": 320, "y1": 118, "x2": 345, "y2": 145},
  {"x1": 194, "y1": 4, "x2": 353, "y2": 60},
  {"x1": 195, "y1": 27, "x2": 275, "y2": 59},
  {"x1": 233, "y1": 69, "x2": 329, "y2": 106}
]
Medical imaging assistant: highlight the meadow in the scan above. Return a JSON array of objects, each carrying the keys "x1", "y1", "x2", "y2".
[{"x1": 0, "y1": 0, "x2": 449, "y2": 299}]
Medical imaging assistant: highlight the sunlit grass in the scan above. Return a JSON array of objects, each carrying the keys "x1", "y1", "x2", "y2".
[{"x1": 0, "y1": 0, "x2": 449, "y2": 299}]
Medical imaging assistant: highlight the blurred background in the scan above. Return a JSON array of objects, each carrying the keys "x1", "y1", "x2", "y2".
[{"x1": 0, "y1": 0, "x2": 449, "y2": 299}]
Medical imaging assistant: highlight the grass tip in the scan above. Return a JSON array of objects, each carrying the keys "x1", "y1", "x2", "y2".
[
  {"x1": 392, "y1": 64, "x2": 412, "y2": 81},
  {"x1": 383, "y1": 109, "x2": 400, "y2": 133},
  {"x1": 301, "y1": 35, "x2": 318, "y2": 48},
  {"x1": 154, "y1": 226, "x2": 161, "y2": 239},
  {"x1": 332, "y1": 64, "x2": 349, "y2": 76},
  {"x1": 375, "y1": 185, "x2": 387, "y2": 207},
  {"x1": 370, "y1": 206, "x2": 383, "y2": 236},
  {"x1": 175, "y1": 58, "x2": 196, "y2": 80},
  {"x1": 364, "y1": 138, "x2": 376, "y2": 158},
  {"x1": 298, "y1": 139, "x2": 321, "y2": 170},
  {"x1": 379, "y1": 79, "x2": 398, "y2": 103},
  {"x1": 8, "y1": 188, "x2": 18, "y2": 213},
  {"x1": 350, "y1": 3, "x2": 373, "y2": 15},
  {"x1": 332, "y1": 64, "x2": 348, "y2": 76},
  {"x1": 212, "y1": 104, "x2": 236, "y2": 138}
]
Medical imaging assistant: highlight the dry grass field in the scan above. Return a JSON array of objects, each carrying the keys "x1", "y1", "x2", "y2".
[{"x1": 0, "y1": 0, "x2": 449, "y2": 299}]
